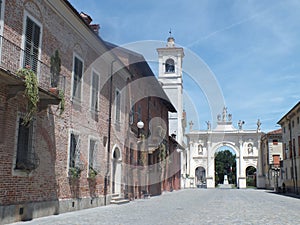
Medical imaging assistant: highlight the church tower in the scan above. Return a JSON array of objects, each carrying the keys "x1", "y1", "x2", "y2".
[{"x1": 157, "y1": 34, "x2": 185, "y2": 146}]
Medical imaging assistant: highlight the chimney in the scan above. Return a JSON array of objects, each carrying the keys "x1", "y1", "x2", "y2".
[
  {"x1": 80, "y1": 12, "x2": 92, "y2": 25},
  {"x1": 80, "y1": 12, "x2": 100, "y2": 35},
  {"x1": 90, "y1": 24, "x2": 100, "y2": 35}
]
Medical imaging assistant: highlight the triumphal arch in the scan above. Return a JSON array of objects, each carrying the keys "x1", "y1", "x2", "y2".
[{"x1": 185, "y1": 107, "x2": 262, "y2": 188}]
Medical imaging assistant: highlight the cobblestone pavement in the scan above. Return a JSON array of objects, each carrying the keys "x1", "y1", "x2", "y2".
[{"x1": 10, "y1": 189, "x2": 300, "y2": 225}]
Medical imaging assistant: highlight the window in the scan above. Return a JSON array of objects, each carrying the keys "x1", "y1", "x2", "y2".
[
  {"x1": 15, "y1": 117, "x2": 38, "y2": 171},
  {"x1": 165, "y1": 58, "x2": 175, "y2": 73},
  {"x1": 72, "y1": 56, "x2": 83, "y2": 100},
  {"x1": 88, "y1": 138, "x2": 98, "y2": 177},
  {"x1": 115, "y1": 89, "x2": 121, "y2": 122},
  {"x1": 91, "y1": 71, "x2": 99, "y2": 111},
  {"x1": 69, "y1": 132, "x2": 80, "y2": 169},
  {"x1": 23, "y1": 16, "x2": 41, "y2": 73},
  {"x1": 297, "y1": 117, "x2": 299, "y2": 124},
  {"x1": 272, "y1": 139, "x2": 278, "y2": 145}
]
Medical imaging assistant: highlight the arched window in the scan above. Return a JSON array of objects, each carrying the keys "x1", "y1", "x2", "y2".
[{"x1": 165, "y1": 58, "x2": 175, "y2": 73}]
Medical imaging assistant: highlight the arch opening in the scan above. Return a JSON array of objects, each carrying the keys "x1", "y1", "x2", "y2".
[
  {"x1": 165, "y1": 58, "x2": 175, "y2": 73},
  {"x1": 246, "y1": 166, "x2": 257, "y2": 187},
  {"x1": 214, "y1": 146, "x2": 237, "y2": 187}
]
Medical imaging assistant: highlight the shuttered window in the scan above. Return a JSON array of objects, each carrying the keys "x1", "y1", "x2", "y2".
[
  {"x1": 91, "y1": 72, "x2": 99, "y2": 111},
  {"x1": 89, "y1": 139, "x2": 96, "y2": 168},
  {"x1": 15, "y1": 118, "x2": 38, "y2": 171},
  {"x1": 24, "y1": 17, "x2": 40, "y2": 73},
  {"x1": 72, "y1": 56, "x2": 83, "y2": 100},
  {"x1": 69, "y1": 133, "x2": 80, "y2": 168}
]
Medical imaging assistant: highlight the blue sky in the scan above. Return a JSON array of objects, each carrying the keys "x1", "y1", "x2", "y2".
[{"x1": 69, "y1": 0, "x2": 300, "y2": 132}]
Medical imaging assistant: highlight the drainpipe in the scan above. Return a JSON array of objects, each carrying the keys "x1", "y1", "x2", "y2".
[
  {"x1": 287, "y1": 118, "x2": 296, "y2": 194},
  {"x1": 289, "y1": 118, "x2": 299, "y2": 194},
  {"x1": 104, "y1": 60, "x2": 116, "y2": 205}
]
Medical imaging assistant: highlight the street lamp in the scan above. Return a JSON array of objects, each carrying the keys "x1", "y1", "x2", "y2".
[{"x1": 137, "y1": 120, "x2": 144, "y2": 129}]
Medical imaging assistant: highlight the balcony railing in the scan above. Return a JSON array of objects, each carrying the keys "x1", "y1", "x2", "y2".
[{"x1": 0, "y1": 35, "x2": 65, "y2": 93}]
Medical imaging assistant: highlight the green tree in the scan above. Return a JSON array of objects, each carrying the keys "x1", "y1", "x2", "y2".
[{"x1": 215, "y1": 150, "x2": 236, "y2": 186}]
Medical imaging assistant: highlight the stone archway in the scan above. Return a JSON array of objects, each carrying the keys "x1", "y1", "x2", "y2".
[
  {"x1": 111, "y1": 145, "x2": 122, "y2": 195},
  {"x1": 246, "y1": 165, "x2": 257, "y2": 187},
  {"x1": 185, "y1": 107, "x2": 262, "y2": 189},
  {"x1": 214, "y1": 147, "x2": 237, "y2": 187},
  {"x1": 211, "y1": 144, "x2": 240, "y2": 188}
]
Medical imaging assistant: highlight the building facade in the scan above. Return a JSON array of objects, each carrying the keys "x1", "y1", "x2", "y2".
[
  {"x1": 278, "y1": 101, "x2": 300, "y2": 194},
  {"x1": 0, "y1": 0, "x2": 180, "y2": 223},
  {"x1": 260, "y1": 129, "x2": 283, "y2": 190}
]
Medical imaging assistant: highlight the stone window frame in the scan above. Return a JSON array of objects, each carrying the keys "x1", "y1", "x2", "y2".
[
  {"x1": 67, "y1": 129, "x2": 81, "y2": 177},
  {"x1": 87, "y1": 135, "x2": 99, "y2": 178},
  {"x1": 90, "y1": 68, "x2": 100, "y2": 112},
  {"x1": 21, "y1": 11, "x2": 43, "y2": 75},
  {"x1": 71, "y1": 53, "x2": 84, "y2": 103}
]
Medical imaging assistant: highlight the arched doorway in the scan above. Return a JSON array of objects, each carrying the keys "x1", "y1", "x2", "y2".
[
  {"x1": 112, "y1": 146, "x2": 122, "y2": 194},
  {"x1": 246, "y1": 166, "x2": 257, "y2": 187},
  {"x1": 214, "y1": 147, "x2": 237, "y2": 187},
  {"x1": 195, "y1": 166, "x2": 206, "y2": 188}
]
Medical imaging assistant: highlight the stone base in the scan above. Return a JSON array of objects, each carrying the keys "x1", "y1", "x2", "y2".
[
  {"x1": 0, "y1": 196, "x2": 108, "y2": 224},
  {"x1": 58, "y1": 196, "x2": 106, "y2": 214},
  {"x1": 218, "y1": 184, "x2": 232, "y2": 189},
  {"x1": 0, "y1": 200, "x2": 58, "y2": 224},
  {"x1": 238, "y1": 177, "x2": 247, "y2": 188},
  {"x1": 206, "y1": 177, "x2": 215, "y2": 188}
]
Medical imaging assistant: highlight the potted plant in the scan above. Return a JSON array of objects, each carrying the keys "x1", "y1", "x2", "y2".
[
  {"x1": 69, "y1": 166, "x2": 82, "y2": 178},
  {"x1": 88, "y1": 166, "x2": 98, "y2": 179},
  {"x1": 58, "y1": 90, "x2": 65, "y2": 115},
  {"x1": 17, "y1": 66, "x2": 39, "y2": 126}
]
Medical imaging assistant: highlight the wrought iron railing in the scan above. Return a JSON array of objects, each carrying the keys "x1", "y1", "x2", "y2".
[{"x1": 0, "y1": 35, "x2": 65, "y2": 93}]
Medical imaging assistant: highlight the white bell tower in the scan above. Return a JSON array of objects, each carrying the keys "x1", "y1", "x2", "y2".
[{"x1": 157, "y1": 34, "x2": 185, "y2": 146}]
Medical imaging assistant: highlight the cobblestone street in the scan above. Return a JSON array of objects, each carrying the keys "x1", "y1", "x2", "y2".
[{"x1": 9, "y1": 189, "x2": 300, "y2": 225}]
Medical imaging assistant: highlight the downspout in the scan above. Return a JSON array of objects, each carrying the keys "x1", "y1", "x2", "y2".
[
  {"x1": 287, "y1": 118, "x2": 296, "y2": 193},
  {"x1": 104, "y1": 60, "x2": 116, "y2": 205}
]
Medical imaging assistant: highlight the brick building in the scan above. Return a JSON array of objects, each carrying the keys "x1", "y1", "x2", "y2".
[
  {"x1": 278, "y1": 101, "x2": 300, "y2": 194},
  {"x1": 0, "y1": 0, "x2": 181, "y2": 223},
  {"x1": 106, "y1": 43, "x2": 182, "y2": 198}
]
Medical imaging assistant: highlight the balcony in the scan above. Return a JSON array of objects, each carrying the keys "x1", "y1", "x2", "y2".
[{"x1": 0, "y1": 35, "x2": 65, "y2": 110}]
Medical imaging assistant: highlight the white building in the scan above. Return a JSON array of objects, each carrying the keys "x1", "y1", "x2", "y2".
[
  {"x1": 157, "y1": 35, "x2": 187, "y2": 187},
  {"x1": 185, "y1": 107, "x2": 263, "y2": 189}
]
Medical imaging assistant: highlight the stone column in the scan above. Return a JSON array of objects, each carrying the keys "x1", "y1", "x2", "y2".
[{"x1": 238, "y1": 139, "x2": 246, "y2": 188}]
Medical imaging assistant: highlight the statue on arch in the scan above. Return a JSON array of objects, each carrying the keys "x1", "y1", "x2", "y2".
[
  {"x1": 257, "y1": 119, "x2": 262, "y2": 131},
  {"x1": 206, "y1": 121, "x2": 211, "y2": 130},
  {"x1": 222, "y1": 107, "x2": 227, "y2": 121}
]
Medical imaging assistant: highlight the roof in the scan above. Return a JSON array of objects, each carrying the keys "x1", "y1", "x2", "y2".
[
  {"x1": 277, "y1": 101, "x2": 300, "y2": 124},
  {"x1": 104, "y1": 41, "x2": 177, "y2": 113},
  {"x1": 267, "y1": 129, "x2": 282, "y2": 135}
]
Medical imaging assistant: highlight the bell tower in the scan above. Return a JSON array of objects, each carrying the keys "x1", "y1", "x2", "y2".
[{"x1": 157, "y1": 34, "x2": 185, "y2": 146}]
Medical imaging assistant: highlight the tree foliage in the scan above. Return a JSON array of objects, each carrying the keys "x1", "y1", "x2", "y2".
[{"x1": 215, "y1": 150, "x2": 236, "y2": 186}]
